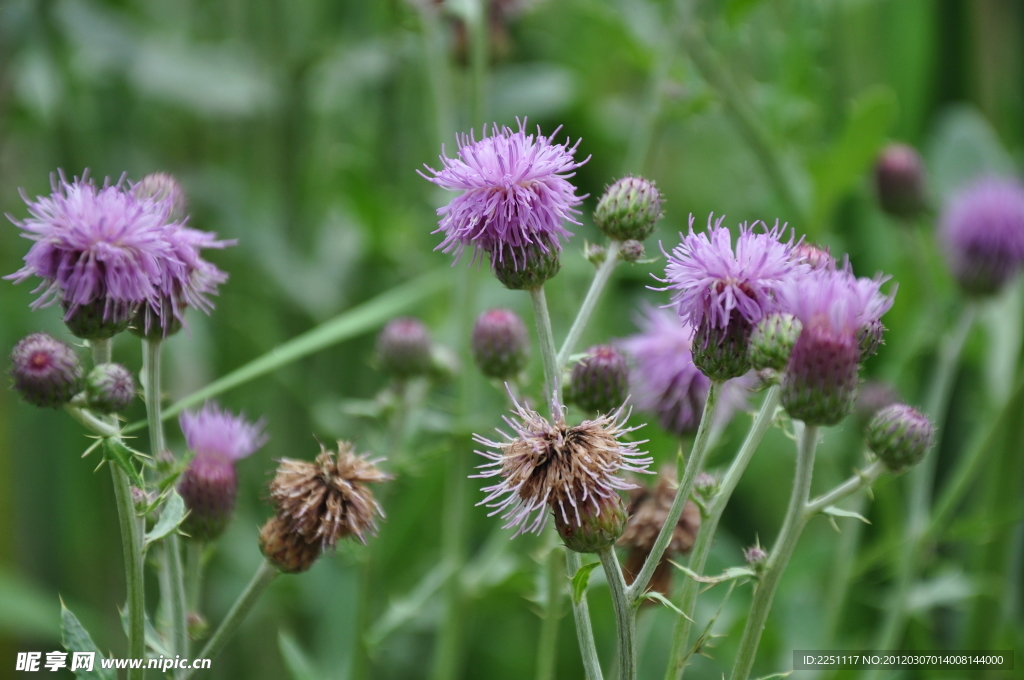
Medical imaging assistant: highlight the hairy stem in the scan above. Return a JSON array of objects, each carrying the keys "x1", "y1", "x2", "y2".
[
  {"x1": 188, "y1": 560, "x2": 278, "y2": 677},
  {"x1": 557, "y1": 242, "x2": 621, "y2": 370},
  {"x1": 665, "y1": 386, "x2": 780, "y2": 680},
  {"x1": 627, "y1": 383, "x2": 722, "y2": 603},
  {"x1": 730, "y1": 423, "x2": 819, "y2": 680},
  {"x1": 530, "y1": 287, "x2": 563, "y2": 413},
  {"x1": 93, "y1": 339, "x2": 146, "y2": 680},
  {"x1": 566, "y1": 551, "x2": 605, "y2": 680},
  {"x1": 600, "y1": 547, "x2": 636, "y2": 680}
]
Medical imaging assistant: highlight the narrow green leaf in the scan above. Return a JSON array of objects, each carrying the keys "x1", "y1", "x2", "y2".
[
  {"x1": 643, "y1": 591, "x2": 690, "y2": 619},
  {"x1": 278, "y1": 629, "x2": 320, "y2": 680},
  {"x1": 365, "y1": 560, "x2": 455, "y2": 648},
  {"x1": 61, "y1": 600, "x2": 115, "y2": 680},
  {"x1": 670, "y1": 562, "x2": 757, "y2": 585},
  {"x1": 122, "y1": 268, "x2": 449, "y2": 433},
  {"x1": 822, "y1": 506, "x2": 871, "y2": 524},
  {"x1": 570, "y1": 561, "x2": 600, "y2": 605},
  {"x1": 104, "y1": 439, "x2": 145, "y2": 489},
  {"x1": 144, "y1": 490, "x2": 186, "y2": 547},
  {"x1": 753, "y1": 673, "x2": 793, "y2": 680}
]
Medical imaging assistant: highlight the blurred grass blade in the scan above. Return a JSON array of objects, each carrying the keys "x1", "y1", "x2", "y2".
[
  {"x1": 61, "y1": 599, "x2": 115, "y2": 680},
  {"x1": 124, "y1": 269, "x2": 449, "y2": 433},
  {"x1": 0, "y1": 568, "x2": 60, "y2": 640},
  {"x1": 278, "y1": 629, "x2": 321, "y2": 680},
  {"x1": 365, "y1": 560, "x2": 456, "y2": 649}
]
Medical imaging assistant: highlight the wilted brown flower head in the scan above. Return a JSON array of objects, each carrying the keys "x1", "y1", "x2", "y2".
[
  {"x1": 619, "y1": 466, "x2": 702, "y2": 595},
  {"x1": 259, "y1": 516, "x2": 322, "y2": 574},
  {"x1": 269, "y1": 441, "x2": 391, "y2": 548},
  {"x1": 473, "y1": 398, "x2": 652, "y2": 537}
]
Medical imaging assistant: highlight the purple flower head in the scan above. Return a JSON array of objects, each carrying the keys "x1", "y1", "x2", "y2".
[
  {"x1": 619, "y1": 306, "x2": 752, "y2": 435},
  {"x1": 179, "y1": 402, "x2": 267, "y2": 464},
  {"x1": 419, "y1": 120, "x2": 588, "y2": 269},
  {"x1": 777, "y1": 263, "x2": 894, "y2": 338},
  {"x1": 661, "y1": 215, "x2": 802, "y2": 331},
  {"x1": 939, "y1": 176, "x2": 1024, "y2": 295},
  {"x1": 5, "y1": 172, "x2": 181, "y2": 326}
]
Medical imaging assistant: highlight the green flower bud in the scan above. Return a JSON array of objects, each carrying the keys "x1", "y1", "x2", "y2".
[
  {"x1": 490, "y1": 238, "x2": 561, "y2": 290},
  {"x1": 593, "y1": 176, "x2": 663, "y2": 241},
  {"x1": 554, "y1": 494, "x2": 628, "y2": 553},
  {"x1": 866, "y1": 403, "x2": 934, "y2": 472},
  {"x1": 749, "y1": 313, "x2": 802, "y2": 371}
]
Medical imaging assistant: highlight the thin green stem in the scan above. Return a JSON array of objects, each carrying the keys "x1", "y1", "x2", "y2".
[
  {"x1": 187, "y1": 560, "x2": 278, "y2": 677},
  {"x1": 805, "y1": 461, "x2": 885, "y2": 516},
  {"x1": 415, "y1": 3, "x2": 455, "y2": 146},
  {"x1": 627, "y1": 383, "x2": 722, "y2": 603},
  {"x1": 679, "y1": 22, "x2": 806, "y2": 228},
  {"x1": 665, "y1": 386, "x2": 780, "y2": 680},
  {"x1": 730, "y1": 423, "x2": 819, "y2": 680},
  {"x1": 64, "y1": 405, "x2": 119, "y2": 437},
  {"x1": 468, "y1": 0, "x2": 488, "y2": 129},
  {"x1": 556, "y1": 243, "x2": 621, "y2": 370},
  {"x1": 93, "y1": 339, "x2": 146, "y2": 680},
  {"x1": 534, "y1": 547, "x2": 564, "y2": 680},
  {"x1": 144, "y1": 339, "x2": 188, "y2": 667},
  {"x1": 430, "y1": 437, "x2": 469, "y2": 680},
  {"x1": 187, "y1": 541, "x2": 204, "y2": 612},
  {"x1": 871, "y1": 305, "x2": 975, "y2": 660},
  {"x1": 565, "y1": 551, "x2": 605, "y2": 680},
  {"x1": 530, "y1": 287, "x2": 563, "y2": 413},
  {"x1": 599, "y1": 547, "x2": 636, "y2": 680}
]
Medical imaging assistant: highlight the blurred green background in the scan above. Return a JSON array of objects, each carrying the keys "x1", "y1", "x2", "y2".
[{"x1": 1, "y1": 0, "x2": 1023, "y2": 678}]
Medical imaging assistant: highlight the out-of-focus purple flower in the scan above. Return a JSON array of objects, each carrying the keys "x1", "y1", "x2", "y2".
[
  {"x1": 419, "y1": 120, "x2": 588, "y2": 269},
  {"x1": 178, "y1": 402, "x2": 267, "y2": 541},
  {"x1": 777, "y1": 264, "x2": 894, "y2": 339},
  {"x1": 662, "y1": 215, "x2": 801, "y2": 331},
  {"x1": 939, "y1": 176, "x2": 1024, "y2": 295},
  {"x1": 619, "y1": 306, "x2": 752, "y2": 436},
  {"x1": 5, "y1": 173, "x2": 179, "y2": 334}
]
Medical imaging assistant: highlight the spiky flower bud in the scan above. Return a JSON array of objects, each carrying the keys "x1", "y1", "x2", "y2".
[
  {"x1": 619, "y1": 239, "x2": 645, "y2": 263},
  {"x1": 791, "y1": 242, "x2": 835, "y2": 270},
  {"x1": 490, "y1": 237, "x2": 561, "y2": 290},
  {"x1": 270, "y1": 442, "x2": 391, "y2": 548},
  {"x1": 85, "y1": 363, "x2": 136, "y2": 413},
  {"x1": 782, "y1": 323, "x2": 860, "y2": 425},
  {"x1": 857, "y1": 319, "x2": 886, "y2": 361},
  {"x1": 692, "y1": 472, "x2": 719, "y2": 503},
  {"x1": 749, "y1": 313, "x2": 802, "y2": 372},
  {"x1": 187, "y1": 613, "x2": 208, "y2": 641},
  {"x1": 744, "y1": 545, "x2": 768, "y2": 572},
  {"x1": 471, "y1": 309, "x2": 529, "y2": 379},
  {"x1": 10, "y1": 333, "x2": 83, "y2": 408},
  {"x1": 619, "y1": 467, "x2": 701, "y2": 595},
  {"x1": 259, "y1": 516, "x2": 322, "y2": 574},
  {"x1": 866, "y1": 403, "x2": 934, "y2": 472},
  {"x1": 692, "y1": 318, "x2": 754, "y2": 381},
  {"x1": 875, "y1": 144, "x2": 925, "y2": 220},
  {"x1": 593, "y1": 176, "x2": 663, "y2": 242},
  {"x1": 63, "y1": 299, "x2": 136, "y2": 340},
  {"x1": 376, "y1": 317, "x2": 433, "y2": 379},
  {"x1": 554, "y1": 494, "x2": 628, "y2": 553},
  {"x1": 569, "y1": 345, "x2": 629, "y2": 414},
  {"x1": 585, "y1": 242, "x2": 607, "y2": 266},
  {"x1": 178, "y1": 404, "x2": 267, "y2": 542},
  {"x1": 133, "y1": 172, "x2": 188, "y2": 223}
]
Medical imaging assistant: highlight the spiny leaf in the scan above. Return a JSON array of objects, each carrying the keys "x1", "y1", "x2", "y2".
[
  {"x1": 61, "y1": 600, "x2": 115, "y2": 680},
  {"x1": 144, "y1": 490, "x2": 186, "y2": 547},
  {"x1": 671, "y1": 562, "x2": 757, "y2": 585},
  {"x1": 103, "y1": 439, "x2": 145, "y2": 489},
  {"x1": 822, "y1": 506, "x2": 871, "y2": 524},
  {"x1": 643, "y1": 591, "x2": 690, "y2": 620},
  {"x1": 571, "y1": 561, "x2": 601, "y2": 605}
]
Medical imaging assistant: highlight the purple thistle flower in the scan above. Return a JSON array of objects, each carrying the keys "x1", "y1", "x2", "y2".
[
  {"x1": 939, "y1": 176, "x2": 1024, "y2": 295},
  {"x1": 5, "y1": 172, "x2": 180, "y2": 330},
  {"x1": 178, "y1": 402, "x2": 267, "y2": 541},
  {"x1": 419, "y1": 120, "x2": 588, "y2": 269},
  {"x1": 179, "y1": 402, "x2": 268, "y2": 463},
  {"x1": 777, "y1": 264, "x2": 894, "y2": 339},
  {"x1": 619, "y1": 306, "x2": 753, "y2": 435},
  {"x1": 661, "y1": 214, "x2": 802, "y2": 331}
]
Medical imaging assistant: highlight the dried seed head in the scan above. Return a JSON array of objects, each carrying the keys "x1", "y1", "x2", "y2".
[
  {"x1": 259, "y1": 516, "x2": 322, "y2": 574},
  {"x1": 474, "y1": 399, "x2": 652, "y2": 538},
  {"x1": 269, "y1": 442, "x2": 391, "y2": 548},
  {"x1": 619, "y1": 467, "x2": 701, "y2": 595}
]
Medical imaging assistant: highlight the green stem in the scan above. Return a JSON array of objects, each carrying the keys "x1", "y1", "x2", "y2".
[
  {"x1": 530, "y1": 287, "x2": 563, "y2": 412},
  {"x1": 468, "y1": 0, "x2": 488, "y2": 129},
  {"x1": 804, "y1": 461, "x2": 885, "y2": 516},
  {"x1": 64, "y1": 404, "x2": 119, "y2": 438},
  {"x1": 665, "y1": 385, "x2": 780, "y2": 680},
  {"x1": 565, "y1": 551, "x2": 605, "y2": 680},
  {"x1": 187, "y1": 560, "x2": 279, "y2": 677},
  {"x1": 187, "y1": 541, "x2": 204, "y2": 612},
  {"x1": 871, "y1": 305, "x2": 975, "y2": 660},
  {"x1": 599, "y1": 547, "x2": 636, "y2": 680},
  {"x1": 534, "y1": 547, "x2": 564, "y2": 680},
  {"x1": 144, "y1": 339, "x2": 189, "y2": 667},
  {"x1": 627, "y1": 383, "x2": 722, "y2": 603},
  {"x1": 730, "y1": 423, "x2": 819, "y2": 680},
  {"x1": 556, "y1": 243, "x2": 621, "y2": 370},
  {"x1": 679, "y1": 22, "x2": 805, "y2": 228},
  {"x1": 415, "y1": 2, "x2": 455, "y2": 146},
  {"x1": 430, "y1": 438, "x2": 469, "y2": 680},
  {"x1": 93, "y1": 339, "x2": 146, "y2": 680}
]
